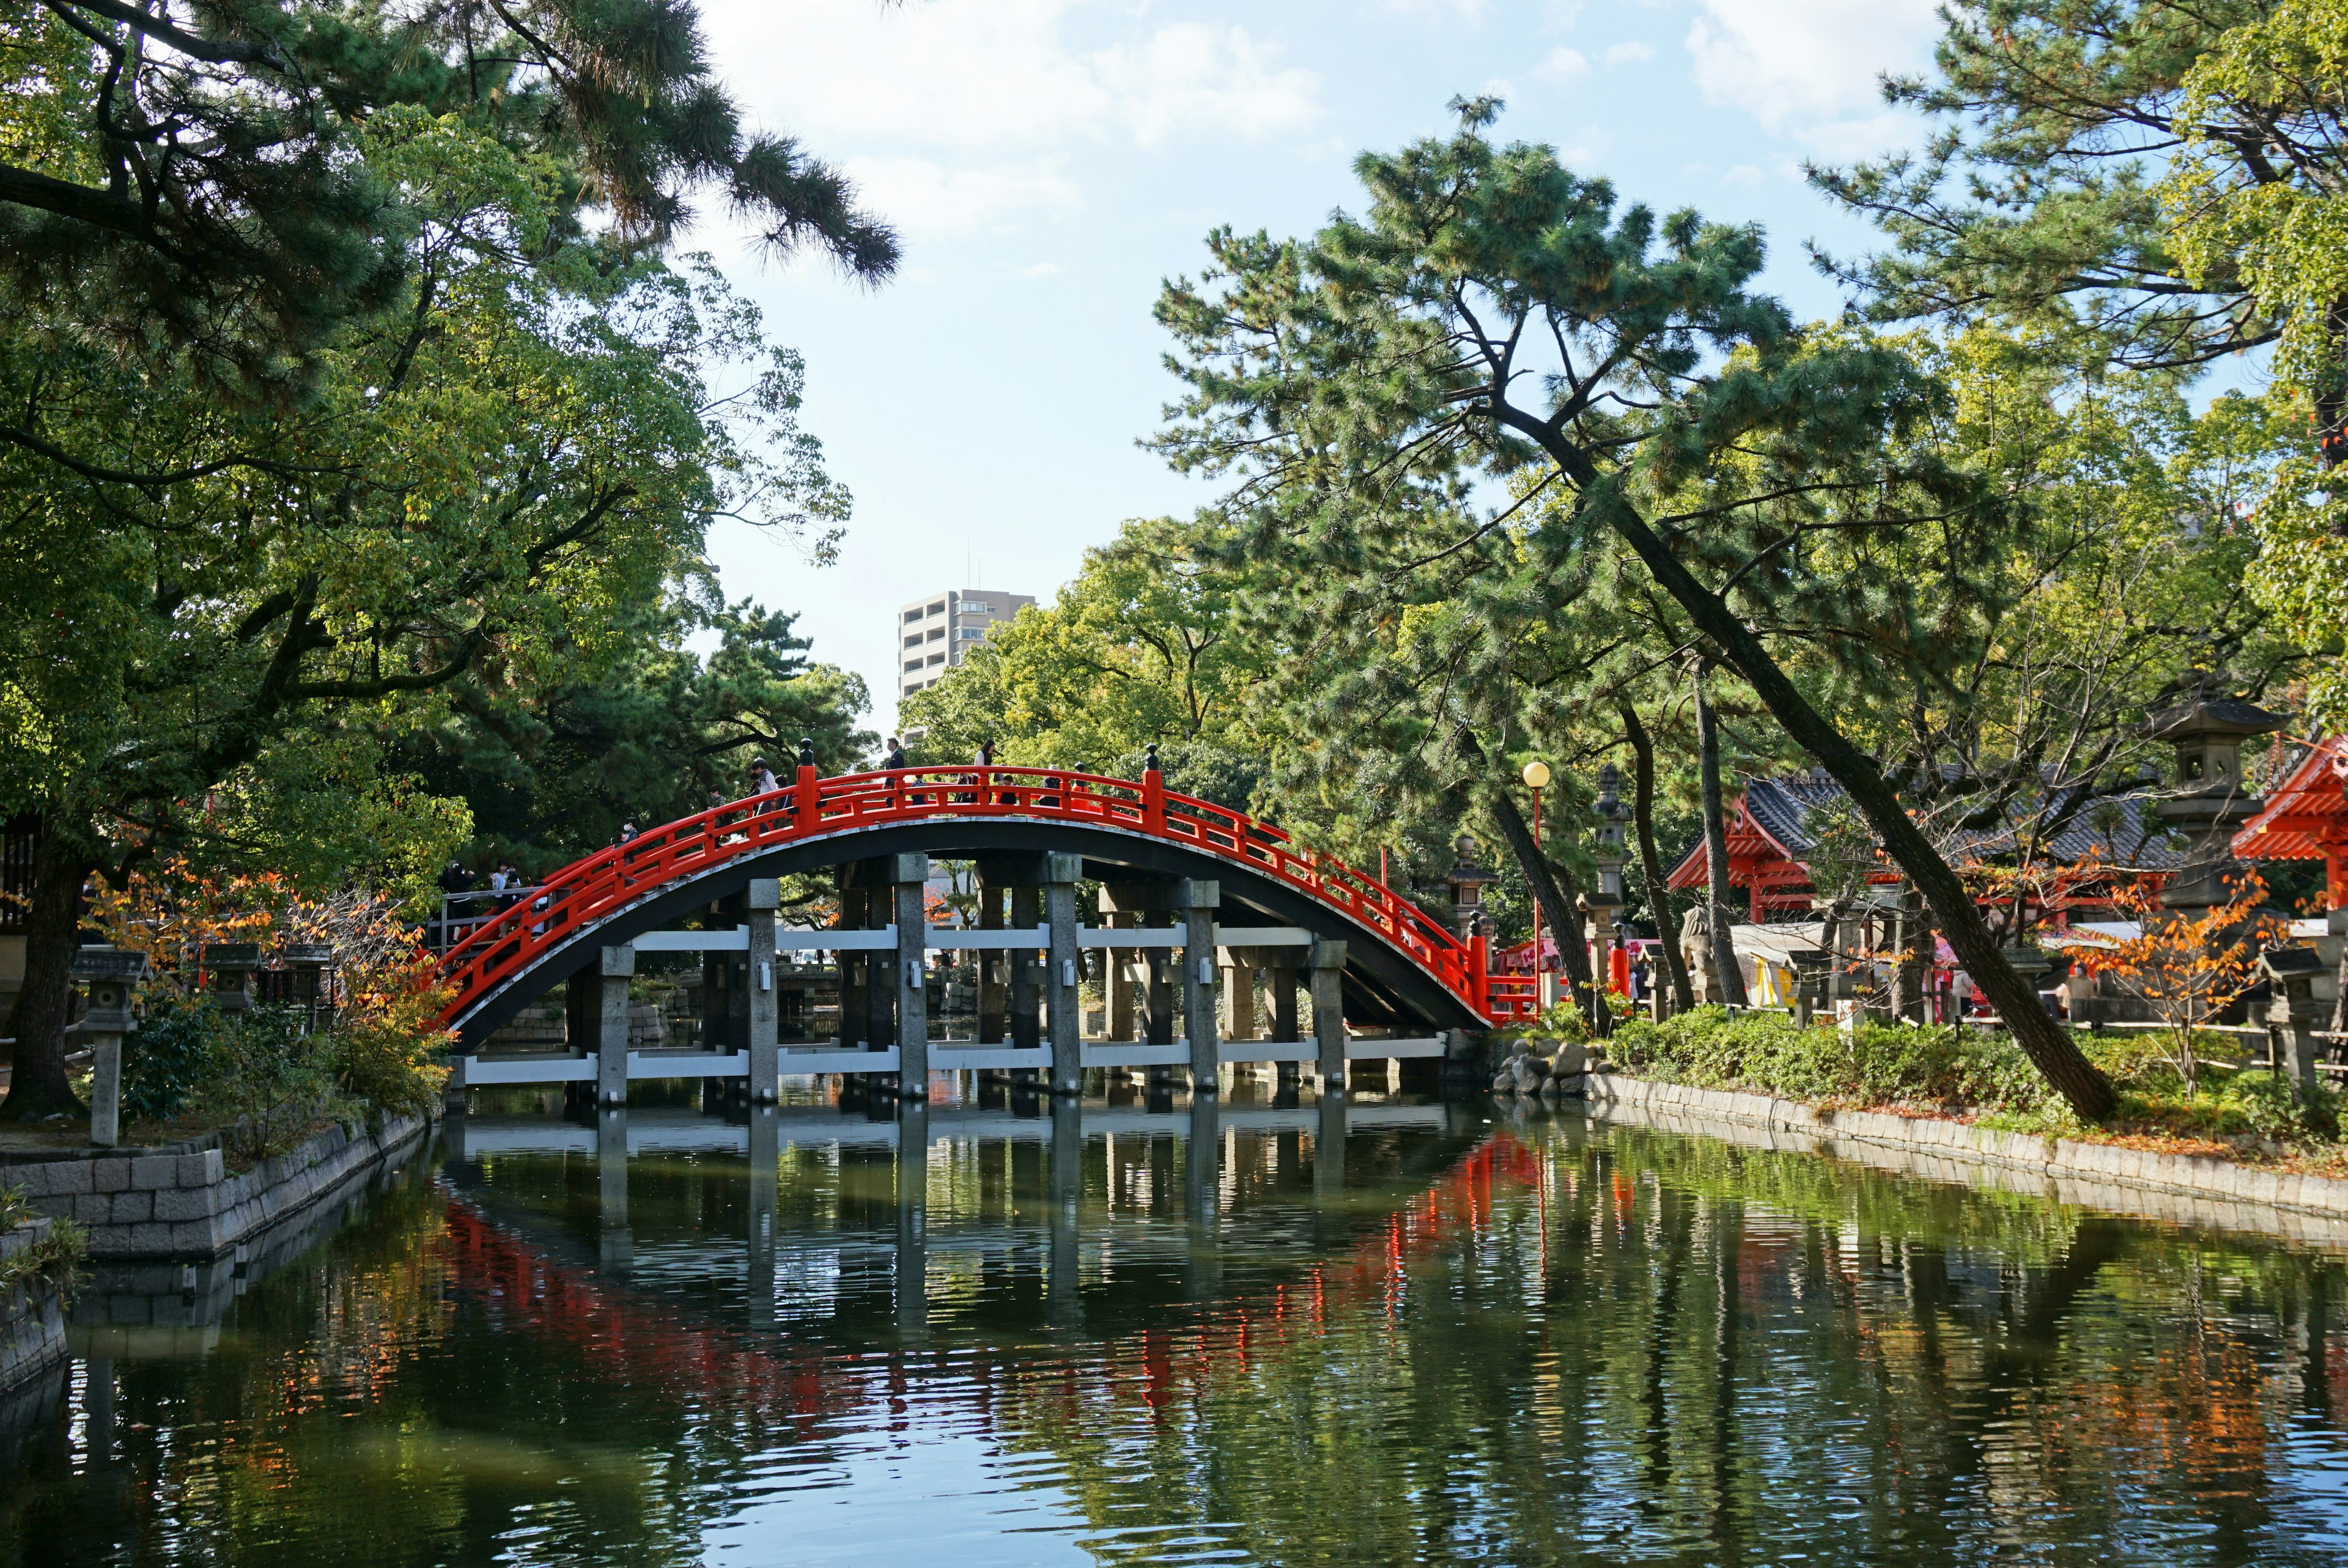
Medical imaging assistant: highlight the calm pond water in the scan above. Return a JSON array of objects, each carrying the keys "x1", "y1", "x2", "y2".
[{"x1": 4, "y1": 1086, "x2": 2348, "y2": 1566}]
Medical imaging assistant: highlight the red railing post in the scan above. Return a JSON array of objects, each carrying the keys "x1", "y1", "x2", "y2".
[
  {"x1": 1470, "y1": 929, "x2": 1491, "y2": 1019},
  {"x1": 794, "y1": 745, "x2": 819, "y2": 834},
  {"x1": 1142, "y1": 743, "x2": 1167, "y2": 836}
]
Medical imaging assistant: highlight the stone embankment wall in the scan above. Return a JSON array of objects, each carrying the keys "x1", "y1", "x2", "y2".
[
  {"x1": 0, "y1": 1220, "x2": 67, "y2": 1391},
  {"x1": 4, "y1": 1113, "x2": 428, "y2": 1261},
  {"x1": 1584, "y1": 1073, "x2": 2348, "y2": 1234}
]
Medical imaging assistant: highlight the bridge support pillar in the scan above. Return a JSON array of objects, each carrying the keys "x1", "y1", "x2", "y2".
[
  {"x1": 890, "y1": 853, "x2": 930, "y2": 1100},
  {"x1": 1010, "y1": 885, "x2": 1042, "y2": 1081},
  {"x1": 595, "y1": 944, "x2": 634, "y2": 1108},
  {"x1": 1310, "y1": 940, "x2": 1347, "y2": 1093},
  {"x1": 977, "y1": 874, "x2": 1006, "y2": 1048},
  {"x1": 1179, "y1": 879, "x2": 1220, "y2": 1094},
  {"x1": 836, "y1": 878, "x2": 866, "y2": 1051},
  {"x1": 1104, "y1": 910, "x2": 1135, "y2": 1042},
  {"x1": 597, "y1": 1107, "x2": 631, "y2": 1272},
  {"x1": 1043, "y1": 855, "x2": 1084, "y2": 1095},
  {"x1": 1271, "y1": 963, "x2": 1302, "y2": 1090},
  {"x1": 747, "y1": 879, "x2": 780, "y2": 1103}
]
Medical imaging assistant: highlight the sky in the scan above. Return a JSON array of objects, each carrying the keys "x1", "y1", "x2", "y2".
[{"x1": 689, "y1": 0, "x2": 1949, "y2": 735}]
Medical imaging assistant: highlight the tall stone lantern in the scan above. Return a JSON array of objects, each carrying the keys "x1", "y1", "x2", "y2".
[
  {"x1": 1442, "y1": 833, "x2": 1499, "y2": 943},
  {"x1": 2144, "y1": 682, "x2": 2286, "y2": 919},
  {"x1": 1582, "y1": 764, "x2": 1633, "y2": 1026}
]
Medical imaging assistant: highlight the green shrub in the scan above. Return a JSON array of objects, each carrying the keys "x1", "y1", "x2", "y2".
[
  {"x1": 1607, "y1": 1006, "x2": 2060, "y2": 1117},
  {"x1": 122, "y1": 995, "x2": 230, "y2": 1122}
]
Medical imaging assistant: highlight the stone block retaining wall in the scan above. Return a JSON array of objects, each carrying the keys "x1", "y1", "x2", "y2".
[
  {"x1": 0, "y1": 1221, "x2": 67, "y2": 1389},
  {"x1": 2, "y1": 1113, "x2": 428, "y2": 1261},
  {"x1": 1585, "y1": 1073, "x2": 2348, "y2": 1228}
]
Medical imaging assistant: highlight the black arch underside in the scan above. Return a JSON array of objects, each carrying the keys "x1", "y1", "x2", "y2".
[{"x1": 451, "y1": 817, "x2": 1480, "y2": 1048}]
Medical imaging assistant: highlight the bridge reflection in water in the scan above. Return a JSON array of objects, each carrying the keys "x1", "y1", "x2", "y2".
[
  {"x1": 439, "y1": 1094, "x2": 1475, "y2": 1342},
  {"x1": 12, "y1": 1097, "x2": 2348, "y2": 1567}
]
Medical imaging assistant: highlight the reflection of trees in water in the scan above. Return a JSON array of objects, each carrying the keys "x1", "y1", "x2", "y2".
[{"x1": 7, "y1": 1126, "x2": 2348, "y2": 1567}]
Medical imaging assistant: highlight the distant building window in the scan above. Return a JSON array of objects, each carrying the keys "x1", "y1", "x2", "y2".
[
  {"x1": 927, "y1": 601, "x2": 945, "y2": 616},
  {"x1": 926, "y1": 653, "x2": 945, "y2": 666},
  {"x1": 903, "y1": 608, "x2": 922, "y2": 623},
  {"x1": 926, "y1": 627, "x2": 944, "y2": 642},
  {"x1": 903, "y1": 634, "x2": 922, "y2": 649},
  {"x1": 904, "y1": 659, "x2": 923, "y2": 672},
  {"x1": 960, "y1": 627, "x2": 983, "y2": 639}
]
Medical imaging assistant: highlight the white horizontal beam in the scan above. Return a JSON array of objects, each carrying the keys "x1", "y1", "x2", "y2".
[{"x1": 632, "y1": 927, "x2": 748, "y2": 952}]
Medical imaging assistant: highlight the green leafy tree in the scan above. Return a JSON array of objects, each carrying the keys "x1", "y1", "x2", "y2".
[
  {"x1": 405, "y1": 592, "x2": 873, "y2": 869},
  {"x1": 1151, "y1": 101, "x2": 2119, "y2": 1116},
  {"x1": 901, "y1": 515, "x2": 1275, "y2": 803},
  {"x1": 0, "y1": 118, "x2": 847, "y2": 1117}
]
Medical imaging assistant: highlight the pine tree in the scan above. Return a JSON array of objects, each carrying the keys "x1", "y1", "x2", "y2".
[{"x1": 1153, "y1": 100, "x2": 2119, "y2": 1117}]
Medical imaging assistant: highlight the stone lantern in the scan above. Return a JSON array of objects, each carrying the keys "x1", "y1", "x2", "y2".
[
  {"x1": 1582, "y1": 764, "x2": 1633, "y2": 1025},
  {"x1": 70, "y1": 945, "x2": 148, "y2": 1147},
  {"x1": 1442, "y1": 833, "x2": 1499, "y2": 942},
  {"x1": 285, "y1": 943, "x2": 334, "y2": 1027},
  {"x1": 2145, "y1": 680, "x2": 2286, "y2": 919},
  {"x1": 200, "y1": 941, "x2": 263, "y2": 1012},
  {"x1": 2261, "y1": 945, "x2": 2328, "y2": 1093}
]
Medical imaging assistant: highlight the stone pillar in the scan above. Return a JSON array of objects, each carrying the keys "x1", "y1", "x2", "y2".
[
  {"x1": 1226, "y1": 961, "x2": 1258, "y2": 1041},
  {"x1": 1180, "y1": 879, "x2": 1220, "y2": 1094},
  {"x1": 1309, "y1": 940, "x2": 1347, "y2": 1092},
  {"x1": 1270, "y1": 962, "x2": 1302, "y2": 1089},
  {"x1": 596, "y1": 944, "x2": 634, "y2": 1108},
  {"x1": 597, "y1": 1107, "x2": 631, "y2": 1273},
  {"x1": 71, "y1": 948, "x2": 144, "y2": 1149},
  {"x1": 1049, "y1": 1096, "x2": 1081, "y2": 1326},
  {"x1": 747, "y1": 1103, "x2": 778, "y2": 1326},
  {"x1": 891, "y1": 853, "x2": 930, "y2": 1100},
  {"x1": 977, "y1": 874, "x2": 1006, "y2": 1046},
  {"x1": 1145, "y1": 912, "x2": 1176, "y2": 1055},
  {"x1": 864, "y1": 870, "x2": 896, "y2": 1055},
  {"x1": 1315, "y1": 1089, "x2": 1345, "y2": 1199},
  {"x1": 836, "y1": 881, "x2": 866, "y2": 1050},
  {"x1": 1107, "y1": 910, "x2": 1138, "y2": 1040},
  {"x1": 1044, "y1": 856, "x2": 1084, "y2": 1095},
  {"x1": 1186, "y1": 1093, "x2": 1219, "y2": 1220},
  {"x1": 746, "y1": 879, "x2": 780, "y2": 1102},
  {"x1": 896, "y1": 1101, "x2": 928, "y2": 1331},
  {"x1": 1011, "y1": 885, "x2": 1042, "y2": 1062}
]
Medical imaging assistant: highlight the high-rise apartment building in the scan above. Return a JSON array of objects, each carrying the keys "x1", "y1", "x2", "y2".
[{"x1": 896, "y1": 588, "x2": 1036, "y2": 705}]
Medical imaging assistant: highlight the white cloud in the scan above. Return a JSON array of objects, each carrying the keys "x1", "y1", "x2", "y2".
[
  {"x1": 709, "y1": 1, "x2": 1319, "y2": 156},
  {"x1": 1090, "y1": 24, "x2": 1320, "y2": 148},
  {"x1": 840, "y1": 157, "x2": 1082, "y2": 238},
  {"x1": 1603, "y1": 41, "x2": 1655, "y2": 68},
  {"x1": 1722, "y1": 163, "x2": 1764, "y2": 188},
  {"x1": 1684, "y1": 0, "x2": 1939, "y2": 153},
  {"x1": 1539, "y1": 46, "x2": 1591, "y2": 79},
  {"x1": 1016, "y1": 261, "x2": 1065, "y2": 278}
]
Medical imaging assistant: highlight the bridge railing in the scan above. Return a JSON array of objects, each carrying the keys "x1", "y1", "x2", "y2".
[{"x1": 438, "y1": 766, "x2": 1506, "y2": 1026}]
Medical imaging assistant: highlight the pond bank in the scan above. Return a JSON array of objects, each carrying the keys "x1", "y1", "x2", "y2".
[
  {"x1": 1584, "y1": 1071, "x2": 2348, "y2": 1237},
  {"x1": 1, "y1": 1111, "x2": 429, "y2": 1264}
]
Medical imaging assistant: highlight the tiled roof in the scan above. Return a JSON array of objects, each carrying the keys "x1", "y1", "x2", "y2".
[{"x1": 1671, "y1": 770, "x2": 2187, "y2": 883}]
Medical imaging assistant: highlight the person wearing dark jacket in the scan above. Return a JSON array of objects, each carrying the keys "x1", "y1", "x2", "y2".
[{"x1": 884, "y1": 737, "x2": 908, "y2": 771}]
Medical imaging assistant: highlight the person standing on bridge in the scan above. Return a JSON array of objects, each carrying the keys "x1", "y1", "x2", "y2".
[{"x1": 885, "y1": 737, "x2": 908, "y2": 771}]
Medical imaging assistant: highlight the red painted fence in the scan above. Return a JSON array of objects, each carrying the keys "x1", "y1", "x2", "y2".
[{"x1": 437, "y1": 765, "x2": 1533, "y2": 1029}]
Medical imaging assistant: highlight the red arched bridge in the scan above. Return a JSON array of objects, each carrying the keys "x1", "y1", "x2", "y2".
[{"x1": 437, "y1": 760, "x2": 1535, "y2": 1102}]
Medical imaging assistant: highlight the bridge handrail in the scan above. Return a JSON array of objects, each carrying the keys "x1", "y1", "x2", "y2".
[{"x1": 436, "y1": 765, "x2": 1497, "y2": 1026}]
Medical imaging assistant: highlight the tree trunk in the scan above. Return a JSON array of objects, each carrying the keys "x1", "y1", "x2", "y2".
[
  {"x1": 1619, "y1": 698, "x2": 1694, "y2": 1014},
  {"x1": 1516, "y1": 424, "x2": 2116, "y2": 1118},
  {"x1": 2, "y1": 825, "x2": 93, "y2": 1121},
  {"x1": 1691, "y1": 661, "x2": 1749, "y2": 1008},
  {"x1": 1486, "y1": 789, "x2": 1596, "y2": 1009}
]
